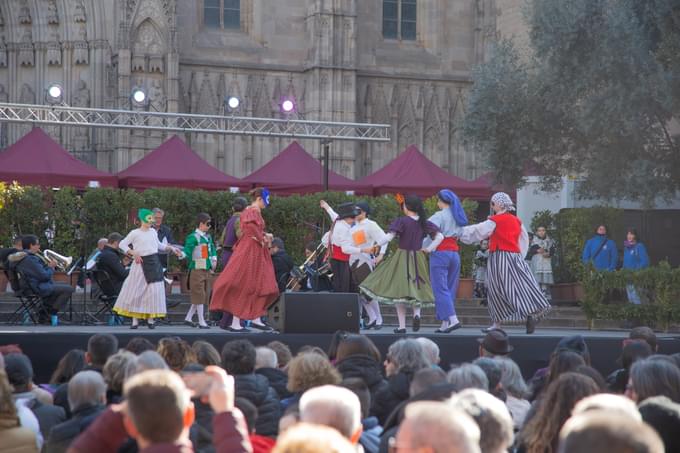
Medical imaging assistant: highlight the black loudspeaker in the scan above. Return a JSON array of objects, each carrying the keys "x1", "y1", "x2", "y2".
[{"x1": 267, "y1": 292, "x2": 361, "y2": 334}]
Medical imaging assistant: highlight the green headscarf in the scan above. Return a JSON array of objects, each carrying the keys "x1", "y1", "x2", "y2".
[{"x1": 138, "y1": 208, "x2": 154, "y2": 224}]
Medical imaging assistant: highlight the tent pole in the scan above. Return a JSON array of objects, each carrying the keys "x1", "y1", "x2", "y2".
[{"x1": 322, "y1": 140, "x2": 330, "y2": 192}]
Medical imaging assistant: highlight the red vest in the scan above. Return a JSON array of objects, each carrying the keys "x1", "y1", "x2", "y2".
[
  {"x1": 331, "y1": 245, "x2": 350, "y2": 262},
  {"x1": 489, "y1": 213, "x2": 521, "y2": 253},
  {"x1": 437, "y1": 237, "x2": 459, "y2": 252}
]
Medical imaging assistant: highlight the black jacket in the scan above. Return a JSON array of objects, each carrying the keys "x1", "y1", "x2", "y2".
[
  {"x1": 17, "y1": 394, "x2": 67, "y2": 441},
  {"x1": 0, "y1": 247, "x2": 18, "y2": 269},
  {"x1": 271, "y1": 251, "x2": 294, "y2": 292},
  {"x1": 371, "y1": 371, "x2": 413, "y2": 425},
  {"x1": 234, "y1": 373, "x2": 281, "y2": 437},
  {"x1": 255, "y1": 367, "x2": 292, "y2": 400},
  {"x1": 154, "y1": 224, "x2": 174, "y2": 268},
  {"x1": 96, "y1": 246, "x2": 129, "y2": 294},
  {"x1": 45, "y1": 404, "x2": 105, "y2": 453},
  {"x1": 336, "y1": 355, "x2": 388, "y2": 400},
  {"x1": 53, "y1": 366, "x2": 103, "y2": 418}
]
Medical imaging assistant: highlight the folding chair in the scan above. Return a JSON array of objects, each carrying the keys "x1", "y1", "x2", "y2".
[
  {"x1": 90, "y1": 269, "x2": 120, "y2": 322},
  {"x1": 6, "y1": 270, "x2": 48, "y2": 324}
]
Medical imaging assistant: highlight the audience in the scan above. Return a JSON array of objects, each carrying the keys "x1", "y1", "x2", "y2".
[
  {"x1": 607, "y1": 337, "x2": 654, "y2": 393},
  {"x1": 254, "y1": 347, "x2": 291, "y2": 400},
  {"x1": 0, "y1": 369, "x2": 40, "y2": 452},
  {"x1": 629, "y1": 326, "x2": 659, "y2": 352},
  {"x1": 415, "y1": 337, "x2": 441, "y2": 366},
  {"x1": 447, "y1": 363, "x2": 489, "y2": 392},
  {"x1": 266, "y1": 341, "x2": 292, "y2": 371},
  {"x1": 299, "y1": 385, "x2": 363, "y2": 445},
  {"x1": 125, "y1": 337, "x2": 156, "y2": 355},
  {"x1": 409, "y1": 368, "x2": 447, "y2": 397},
  {"x1": 495, "y1": 357, "x2": 531, "y2": 429},
  {"x1": 47, "y1": 350, "x2": 86, "y2": 392},
  {"x1": 473, "y1": 358, "x2": 505, "y2": 401},
  {"x1": 102, "y1": 351, "x2": 136, "y2": 405},
  {"x1": 572, "y1": 393, "x2": 641, "y2": 420},
  {"x1": 448, "y1": 389, "x2": 514, "y2": 453},
  {"x1": 272, "y1": 423, "x2": 355, "y2": 453},
  {"x1": 335, "y1": 334, "x2": 387, "y2": 400},
  {"x1": 627, "y1": 358, "x2": 680, "y2": 403},
  {"x1": 234, "y1": 397, "x2": 276, "y2": 453},
  {"x1": 191, "y1": 341, "x2": 221, "y2": 367},
  {"x1": 478, "y1": 329, "x2": 513, "y2": 357},
  {"x1": 341, "y1": 377, "x2": 382, "y2": 453},
  {"x1": 638, "y1": 396, "x2": 680, "y2": 453},
  {"x1": 284, "y1": 350, "x2": 341, "y2": 411},
  {"x1": 157, "y1": 337, "x2": 197, "y2": 372}
]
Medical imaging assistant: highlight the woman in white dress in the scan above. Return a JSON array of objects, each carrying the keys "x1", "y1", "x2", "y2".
[{"x1": 113, "y1": 208, "x2": 182, "y2": 329}]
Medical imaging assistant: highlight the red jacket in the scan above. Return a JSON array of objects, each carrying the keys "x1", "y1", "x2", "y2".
[
  {"x1": 489, "y1": 213, "x2": 521, "y2": 253},
  {"x1": 249, "y1": 434, "x2": 275, "y2": 453}
]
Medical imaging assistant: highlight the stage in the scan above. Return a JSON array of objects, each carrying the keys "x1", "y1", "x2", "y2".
[{"x1": 2, "y1": 325, "x2": 679, "y2": 383}]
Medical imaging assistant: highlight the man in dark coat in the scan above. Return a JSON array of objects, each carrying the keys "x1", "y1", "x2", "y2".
[
  {"x1": 95, "y1": 232, "x2": 129, "y2": 294},
  {"x1": 254, "y1": 346, "x2": 292, "y2": 400},
  {"x1": 269, "y1": 238, "x2": 294, "y2": 292},
  {"x1": 221, "y1": 340, "x2": 281, "y2": 437}
]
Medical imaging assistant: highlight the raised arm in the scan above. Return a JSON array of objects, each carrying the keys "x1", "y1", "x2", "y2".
[{"x1": 320, "y1": 200, "x2": 339, "y2": 222}]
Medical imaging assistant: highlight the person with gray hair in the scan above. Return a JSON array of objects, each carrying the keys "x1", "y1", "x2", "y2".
[
  {"x1": 572, "y1": 394, "x2": 641, "y2": 421},
  {"x1": 254, "y1": 347, "x2": 291, "y2": 400},
  {"x1": 495, "y1": 357, "x2": 531, "y2": 429},
  {"x1": 628, "y1": 358, "x2": 680, "y2": 403},
  {"x1": 299, "y1": 385, "x2": 363, "y2": 445},
  {"x1": 447, "y1": 363, "x2": 489, "y2": 392},
  {"x1": 448, "y1": 389, "x2": 514, "y2": 453},
  {"x1": 124, "y1": 350, "x2": 169, "y2": 380},
  {"x1": 255, "y1": 347, "x2": 278, "y2": 370},
  {"x1": 394, "y1": 401, "x2": 481, "y2": 453},
  {"x1": 373, "y1": 339, "x2": 430, "y2": 424},
  {"x1": 416, "y1": 337, "x2": 440, "y2": 366},
  {"x1": 102, "y1": 350, "x2": 137, "y2": 405},
  {"x1": 46, "y1": 371, "x2": 107, "y2": 453},
  {"x1": 152, "y1": 207, "x2": 174, "y2": 269},
  {"x1": 473, "y1": 357, "x2": 504, "y2": 400}
]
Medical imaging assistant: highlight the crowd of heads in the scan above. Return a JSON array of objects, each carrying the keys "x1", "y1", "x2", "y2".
[{"x1": 0, "y1": 326, "x2": 679, "y2": 453}]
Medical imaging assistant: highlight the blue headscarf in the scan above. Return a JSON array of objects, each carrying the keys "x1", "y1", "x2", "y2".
[{"x1": 438, "y1": 189, "x2": 468, "y2": 226}]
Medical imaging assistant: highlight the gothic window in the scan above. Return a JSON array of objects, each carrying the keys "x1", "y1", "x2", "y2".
[
  {"x1": 383, "y1": 0, "x2": 416, "y2": 41},
  {"x1": 204, "y1": 0, "x2": 240, "y2": 30}
]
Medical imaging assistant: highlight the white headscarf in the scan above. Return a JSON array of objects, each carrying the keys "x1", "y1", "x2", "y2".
[{"x1": 491, "y1": 192, "x2": 515, "y2": 212}]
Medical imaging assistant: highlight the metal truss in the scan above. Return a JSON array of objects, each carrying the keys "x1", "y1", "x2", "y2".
[{"x1": 0, "y1": 102, "x2": 391, "y2": 142}]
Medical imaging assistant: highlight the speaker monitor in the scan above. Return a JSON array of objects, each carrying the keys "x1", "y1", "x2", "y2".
[{"x1": 267, "y1": 292, "x2": 361, "y2": 334}]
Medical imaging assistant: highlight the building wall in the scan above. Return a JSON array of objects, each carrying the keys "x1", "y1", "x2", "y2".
[{"x1": 0, "y1": 0, "x2": 498, "y2": 180}]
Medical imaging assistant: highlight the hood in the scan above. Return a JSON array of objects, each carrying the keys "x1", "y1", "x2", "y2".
[
  {"x1": 336, "y1": 355, "x2": 386, "y2": 389},
  {"x1": 8, "y1": 251, "x2": 28, "y2": 264}
]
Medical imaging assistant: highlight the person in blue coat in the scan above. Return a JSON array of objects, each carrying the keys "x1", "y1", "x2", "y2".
[
  {"x1": 581, "y1": 224, "x2": 618, "y2": 271},
  {"x1": 622, "y1": 228, "x2": 649, "y2": 305}
]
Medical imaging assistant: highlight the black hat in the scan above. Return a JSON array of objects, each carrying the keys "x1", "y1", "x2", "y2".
[
  {"x1": 336, "y1": 202, "x2": 360, "y2": 219},
  {"x1": 355, "y1": 201, "x2": 371, "y2": 216},
  {"x1": 477, "y1": 329, "x2": 513, "y2": 355}
]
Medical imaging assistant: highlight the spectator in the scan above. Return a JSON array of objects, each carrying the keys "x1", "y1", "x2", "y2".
[
  {"x1": 45, "y1": 371, "x2": 107, "y2": 453},
  {"x1": 415, "y1": 337, "x2": 440, "y2": 366},
  {"x1": 447, "y1": 364, "x2": 489, "y2": 392},
  {"x1": 157, "y1": 337, "x2": 196, "y2": 372},
  {"x1": 254, "y1": 347, "x2": 291, "y2": 400},
  {"x1": 573, "y1": 366, "x2": 606, "y2": 392},
  {"x1": 326, "y1": 330, "x2": 348, "y2": 363},
  {"x1": 647, "y1": 354, "x2": 679, "y2": 367},
  {"x1": 638, "y1": 396, "x2": 680, "y2": 453},
  {"x1": 393, "y1": 401, "x2": 481, "y2": 453},
  {"x1": 448, "y1": 389, "x2": 514, "y2": 453},
  {"x1": 581, "y1": 224, "x2": 617, "y2": 271},
  {"x1": 284, "y1": 351, "x2": 341, "y2": 411},
  {"x1": 234, "y1": 397, "x2": 275, "y2": 453},
  {"x1": 409, "y1": 368, "x2": 447, "y2": 397},
  {"x1": 277, "y1": 403, "x2": 300, "y2": 435},
  {"x1": 372, "y1": 339, "x2": 429, "y2": 425},
  {"x1": 125, "y1": 337, "x2": 156, "y2": 355},
  {"x1": 622, "y1": 228, "x2": 649, "y2": 304},
  {"x1": 192, "y1": 341, "x2": 221, "y2": 367},
  {"x1": 572, "y1": 394, "x2": 641, "y2": 421},
  {"x1": 270, "y1": 238, "x2": 294, "y2": 293},
  {"x1": 47, "y1": 349, "x2": 86, "y2": 391},
  {"x1": 102, "y1": 351, "x2": 136, "y2": 405},
  {"x1": 627, "y1": 359, "x2": 680, "y2": 403},
  {"x1": 530, "y1": 350, "x2": 586, "y2": 401},
  {"x1": 266, "y1": 341, "x2": 292, "y2": 370},
  {"x1": 341, "y1": 378, "x2": 382, "y2": 453},
  {"x1": 53, "y1": 334, "x2": 118, "y2": 416},
  {"x1": 473, "y1": 358, "x2": 505, "y2": 401},
  {"x1": 558, "y1": 410, "x2": 663, "y2": 453},
  {"x1": 0, "y1": 369, "x2": 40, "y2": 453},
  {"x1": 296, "y1": 346, "x2": 328, "y2": 358},
  {"x1": 517, "y1": 373, "x2": 600, "y2": 453},
  {"x1": 132, "y1": 350, "x2": 169, "y2": 374},
  {"x1": 629, "y1": 326, "x2": 658, "y2": 352},
  {"x1": 272, "y1": 423, "x2": 355, "y2": 453},
  {"x1": 606, "y1": 340, "x2": 653, "y2": 393},
  {"x1": 221, "y1": 340, "x2": 281, "y2": 437},
  {"x1": 5, "y1": 353, "x2": 66, "y2": 442},
  {"x1": 478, "y1": 329, "x2": 513, "y2": 358},
  {"x1": 495, "y1": 357, "x2": 530, "y2": 430},
  {"x1": 299, "y1": 385, "x2": 363, "y2": 446},
  {"x1": 335, "y1": 334, "x2": 387, "y2": 400}
]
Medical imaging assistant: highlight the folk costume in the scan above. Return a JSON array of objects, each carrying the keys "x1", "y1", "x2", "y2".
[
  {"x1": 220, "y1": 197, "x2": 247, "y2": 268},
  {"x1": 460, "y1": 193, "x2": 550, "y2": 334},
  {"x1": 324, "y1": 202, "x2": 364, "y2": 293},
  {"x1": 113, "y1": 209, "x2": 178, "y2": 328},
  {"x1": 427, "y1": 189, "x2": 468, "y2": 333},
  {"x1": 183, "y1": 226, "x2": 217, "y2": 328},
  {"x1": 210, "y1": 189, "x2": 278, "y2": 332},
  {"x1": 359, "y1": 195, "x2": 443, "y2": 333},
  {"x1": 530, "y1": 233, "x2": 555, "y2": 299},
  {"x1": 322, "y1": 201, "x2": 388, "y2": 328}
]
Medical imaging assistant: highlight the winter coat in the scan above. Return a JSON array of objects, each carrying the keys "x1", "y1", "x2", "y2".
[
  {"x1": 14, "y1": 393, "x2": 66, "y2": 442},
  {"x1": 96, "y1": 246, "x2": 129, "y2": 293},
  {"x1": 9, "y1": 252, "x2": 54, "y2": 297},
  {"x1": 370, "y1": 372, "x2": 412, "y2": 425},
  {"x1": 234, "y1": 374, "x2": 281, "y2": 437},
  {"x1": 623, "y1": 242, "x2": 649, "y2": 270},
  {"x1": 336, "y1": 355, "x2": 388, "y2": 400},
  {"x1": 581, "y1": 235, "x2": 617, "y2": 271},
  {"x1": 45, "y1": 404, "x2": 105, "y2": 453},
  {"x1": 0, "y1": 413, "x2": 39, "y2": 453},
  {"x1": 255, "y1": 368, "x2": 292, "y2": 400}
]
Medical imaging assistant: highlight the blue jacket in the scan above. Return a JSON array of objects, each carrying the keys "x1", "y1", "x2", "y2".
[
  {"x1": 582, "y1": 235, "x2": 618, "y2": 271},
  {"x1": 11, "y1": 251, "x2": 55, "y2": 296},
  {"x1": 623, "y1": 242, "x2": 649, "y2": 270}
]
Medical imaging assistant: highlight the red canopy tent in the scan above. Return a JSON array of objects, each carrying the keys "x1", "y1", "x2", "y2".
[
  {"x1": 359, "y1": 145, "x2": 492, "y2": 201},
  {"x1": 117, "y1": 135, "x2": 247, "y2": 191},
  {"x1": 0, "y1": 128, "x2": 117, "y2": 188},
  {"x1": 243, "y1": 141, "x2": 370, "y2": 194}
]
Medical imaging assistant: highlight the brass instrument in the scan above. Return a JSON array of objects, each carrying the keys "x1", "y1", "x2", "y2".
[
  {"x1": 286, "y1": 242, "x2": 331, "y2": 290},
  {"x1": 42, "y1": 249, "x2": 74, "y2": 271}
]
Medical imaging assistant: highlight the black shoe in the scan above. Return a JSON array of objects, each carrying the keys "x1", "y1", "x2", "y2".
[
  {"x1": 148, "y1": 323, "x2": 155, "y2": 330},
  {"x1": 374, "y1": 324, "x2": 383, "y2": 330},
  {"x1": 198, "y1": 324, "x2": 210, "y2": 330},
  {"x1": 130, "y1": 325, "x2": 138, "y2": 330},
  {"x1": 362, "y1": 321, "x2": 377, "y2": 330},
  {"x1": 526, "y1": 316, "x2": 537, "y2": 334},
  {"x1": 184, "y1": 321, "x2": 197, "y2": 328},
  {"x1": 435, "y1": 323, "x2": 462, "y2": 333},
  {"x1": 225, "y1": 326, "x2": 251, "y2": 333},
  {"x1": 412, "y1": 315, "x2": 421, "y2": 332},
  {"x1": 481, "y1": 326, "x2": 499, "y2": 333},
  {"x1": 250, "y1": 323, "x2": 274, "y2": 331},
  {"x1": 393, "y1": 328, "x2": 407, "y2": 334}
]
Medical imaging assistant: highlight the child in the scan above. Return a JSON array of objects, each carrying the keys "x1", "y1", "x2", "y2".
[{"x1": 183, "y1": 212, "x2": 217, "y2": 329}]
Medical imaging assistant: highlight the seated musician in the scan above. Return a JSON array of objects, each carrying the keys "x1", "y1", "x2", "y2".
[
  {"x1": 270, "y1": 237, "x2": 294, "y2": 292},
  {"x1": 299, "y1": 241, "x2": 333, "y2": 292},
  {"x1": 8, "y1": 235, "x2": 74, "y2": 323},
  {"x1": 96, "y1": 232, "x2": 129, "y2": 294}
]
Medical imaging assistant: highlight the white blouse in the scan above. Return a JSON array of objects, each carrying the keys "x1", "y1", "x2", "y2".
[
  {"x1": 460, "y1": 219, "x2": 530, "y2": 257},
  {"x1": 119, "y1": 228, "x2": 170, "y2": 257}
]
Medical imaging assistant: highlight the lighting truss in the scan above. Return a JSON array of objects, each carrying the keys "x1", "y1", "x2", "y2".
[{"x1": 0, "y1": 102, "x2": 391, "y2": 142}]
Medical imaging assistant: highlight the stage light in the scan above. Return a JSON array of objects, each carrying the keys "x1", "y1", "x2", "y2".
[
  {"x1": 46, "y1": 83, "x2": 63, "y2": 104},
  {"x1": 281, "y1": 98, "x2": 296, "y2": 114},
  {"x1": 131, "y1": 87, "x2": 147, "y2": 106},
  {"x1": 226, "y1": 96, "x2": 240, "y2": 110}
]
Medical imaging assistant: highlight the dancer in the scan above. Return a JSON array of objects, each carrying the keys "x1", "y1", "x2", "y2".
[
  {"x1": 113, "y1": 208, "x2": 182, "y2": 329},
  {"x1": 320, "y1": 200, "x2": 388, "y2": 329},
  {"x1": 217, "y1": 196, "x2": 247, "y2": 329},
  {"x1": 427, "y1": 189, "x2": 468, "y2": 333},
  {"x1": 183, "y1": 212, "x2": 217, "y2": 329},
  {"x1": 210, "y1": 188, "x2": 278, "y2": 332},
  {"x1": 359, "y1": 194, "x2": 443, "y2": 334},
  {"x1": 459, "y1": 192, "x2": 551, "y2": 334}
]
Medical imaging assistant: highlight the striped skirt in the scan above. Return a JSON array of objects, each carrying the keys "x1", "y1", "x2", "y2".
[
  {"x1": 487, "y1": 251, "x2": 551, "y2": 323},
  {"x1": 112, "y1": 261, "x2": 166, "y2": 319}
]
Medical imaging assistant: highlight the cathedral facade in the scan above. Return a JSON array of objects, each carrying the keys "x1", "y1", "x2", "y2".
[{"x1": 0, "y1": 0, "x2": 499, "y2": 180}]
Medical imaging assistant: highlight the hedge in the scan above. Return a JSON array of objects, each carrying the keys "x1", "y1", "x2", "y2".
[{"x1": 0, "y1": 183, "x2": 480, "y2": 276}]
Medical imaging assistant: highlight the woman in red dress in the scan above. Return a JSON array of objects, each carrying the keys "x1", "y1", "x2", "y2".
[{"x1": 210, "y1": 188, "x2": 279, "y2": 332}]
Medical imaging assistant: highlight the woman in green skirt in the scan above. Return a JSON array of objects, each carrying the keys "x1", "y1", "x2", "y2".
[{"x1": 360, "y1": 195, "x2": 443, "y2": 333}]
